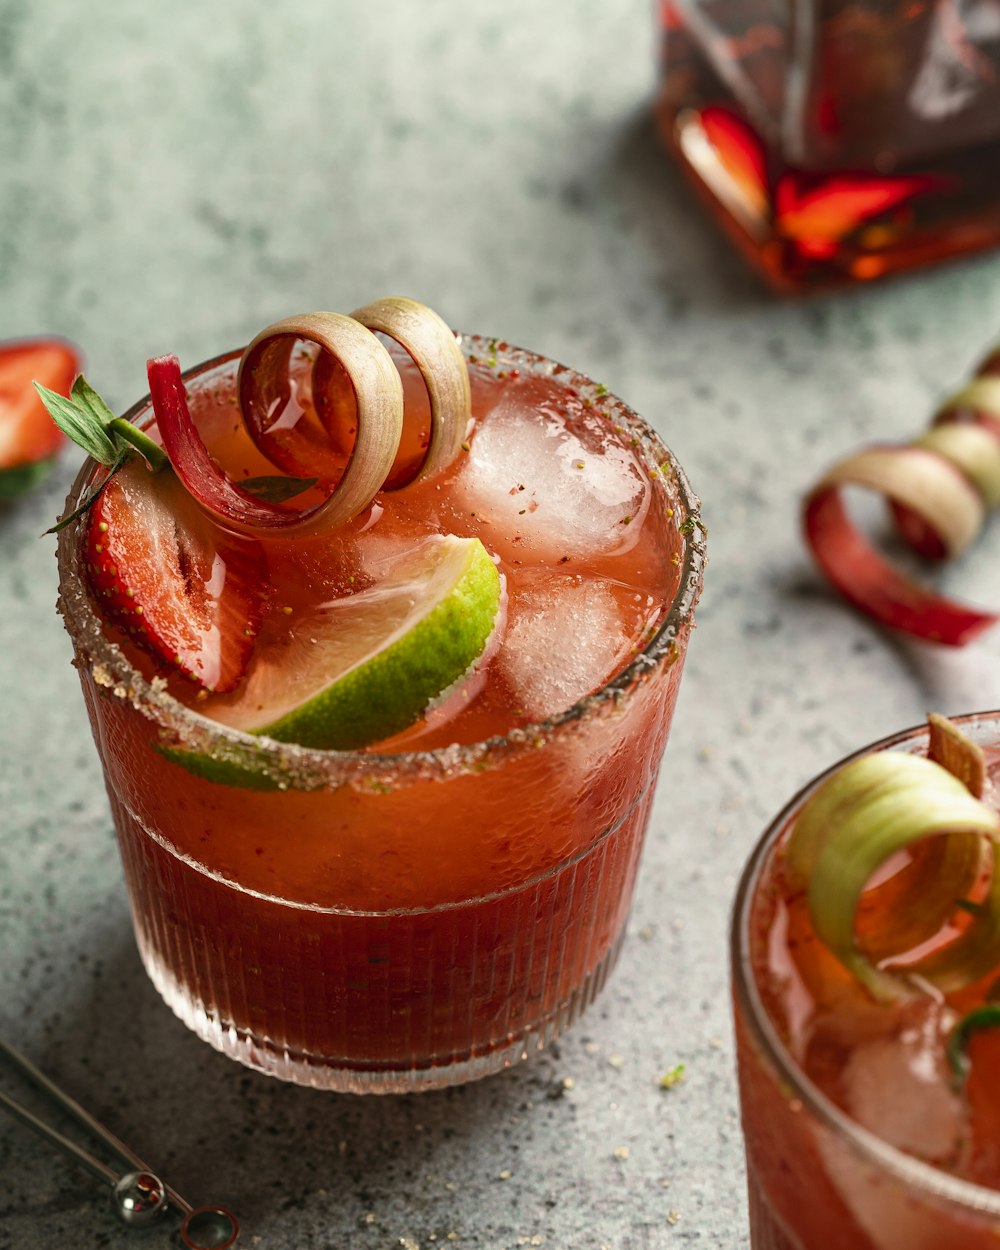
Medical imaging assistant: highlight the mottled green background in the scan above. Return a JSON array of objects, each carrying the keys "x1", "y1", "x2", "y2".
[{"x1": 3, "y1": 2, "x2": 1000, "y2": 1247}]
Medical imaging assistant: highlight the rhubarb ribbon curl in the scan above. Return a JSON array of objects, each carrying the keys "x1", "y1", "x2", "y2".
[
  {"x1": 803, "y1": 345, "x2": 1000, "y2": 645},
  {"x1": 151, "y1": 299, "x2": 470, "y2": 538}
]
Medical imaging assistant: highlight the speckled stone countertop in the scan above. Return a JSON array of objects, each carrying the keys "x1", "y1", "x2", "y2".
[{"x1": 3, "y1": 3, "x2": 1000, "y2": 1248}]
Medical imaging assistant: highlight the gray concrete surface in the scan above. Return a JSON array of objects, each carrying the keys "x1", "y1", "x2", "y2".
[{"x1": 3, "y1": 2, "x2": 1000, "y2": 1247}]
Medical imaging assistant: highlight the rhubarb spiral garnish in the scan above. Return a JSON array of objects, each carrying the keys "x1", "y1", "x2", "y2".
[
  {"x1": 152, "y1": 299, "x2": 471, "y2": 537},
  {"x1": 803, "y1": 349, "x2": 1000, "y2": 645},
  {"x1": 786, "y1": 715, "x2": 1000, "y2": 1000},
  {"x1": 347, "y1": 297, "x2": 471, "y2": 487}
]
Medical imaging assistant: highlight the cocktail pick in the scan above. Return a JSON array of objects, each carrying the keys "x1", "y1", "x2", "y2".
[{"x1": 0, "y1": 1036, "x2": 238, "y2": 1248}]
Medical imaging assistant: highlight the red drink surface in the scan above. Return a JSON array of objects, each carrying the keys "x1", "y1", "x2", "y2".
[
  {"x1": 59, "y1": 337, "x2": 703, "y2": 1091},
  {"x1": 735, "y1": 723, "x2": 1000, "y2": 1248}
]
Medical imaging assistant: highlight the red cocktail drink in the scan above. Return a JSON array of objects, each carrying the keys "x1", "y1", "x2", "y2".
[
  {"x1": 733, "y1": 713, "x2": 1000, "y2": 1247},
  {"x1": 57, "y1": 327, "x2": 704, "y2": 1092}
]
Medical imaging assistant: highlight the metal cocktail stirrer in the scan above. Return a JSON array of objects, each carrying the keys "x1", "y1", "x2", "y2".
[{"x1": 0, "y1": 1036, "x2": 239, "y2": 1248}]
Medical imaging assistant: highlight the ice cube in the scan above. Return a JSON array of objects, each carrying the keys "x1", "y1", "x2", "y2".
[
  {"x1": 500, "y1": 576, "x2": 632, "y2": 721},
  {"x1": 841, "y1": 1001, "x2": 962, "y2": 1163},
  {"x1": 453, "y1": 384, "x2": 649, "y2": 563},
  {"x1": 354, "y1": 528, "x2": 432, "y2": 582}
]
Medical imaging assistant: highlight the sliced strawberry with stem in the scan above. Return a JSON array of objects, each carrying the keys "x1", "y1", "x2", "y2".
[
  {"x1": 86, "y1": 458, "x2": 268, "y2": 692},
  {"x1": 0, "y1": 337, "x2": 82, "y2": 499}
]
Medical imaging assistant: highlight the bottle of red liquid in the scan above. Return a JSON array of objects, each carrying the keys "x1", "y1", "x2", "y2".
[{"x1": 655, "y1": 0, "x2": 1000, "y2": 290}]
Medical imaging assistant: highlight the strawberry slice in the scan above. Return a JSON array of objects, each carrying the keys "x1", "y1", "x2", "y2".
[
  {"x1": 0, "y1": 337, "x2": 82, "y2": 498},
  {"x1": 86, "y1": 458, "x2": 268, "y2": 692}
]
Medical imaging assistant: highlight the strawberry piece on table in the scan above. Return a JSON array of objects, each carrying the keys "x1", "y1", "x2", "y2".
[
  {"x1": 86, "y1": 458, "x2": 267, "y2": 692},
  {"x1": 0, "y1": 337, "x2": 82, "y2": 499}
]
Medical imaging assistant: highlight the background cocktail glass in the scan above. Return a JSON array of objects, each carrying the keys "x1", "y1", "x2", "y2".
[
  {"x1": 732, "y1": 711, "x2": 1000, "y2": 1250},
  {"x1": 57, "y1": 337, "x2": 705, "y2": 1094}
]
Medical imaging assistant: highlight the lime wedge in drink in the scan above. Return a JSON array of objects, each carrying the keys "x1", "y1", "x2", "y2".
[{"x1": 204, "y1": 533, "x2": 501, "y2": 752}]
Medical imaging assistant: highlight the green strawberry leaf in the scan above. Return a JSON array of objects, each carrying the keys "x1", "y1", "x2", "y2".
[
  {"x1": 70, "y1": 374, "x2": 118, "y2": 428},
  {"x1": 34, "y1": 372, "x2": 167, "y2": 475},
  {"x1": 35, "y1": 381, "x2": 119, "y2": 466},
  {"x1": 35, "y1": 375, "x2": 168, "y2": 475},
  {"x1": 35, "y1": 373, "x2": 170, "y2": 535}
]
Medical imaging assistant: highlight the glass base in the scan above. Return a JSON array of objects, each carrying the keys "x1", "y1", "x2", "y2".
[
  {"x1": 656, "y1": 4, "x2": 1000, "y2": 291},
  {"x1": 139, "y1": 928, "x2": 624, "y2": 1093}
]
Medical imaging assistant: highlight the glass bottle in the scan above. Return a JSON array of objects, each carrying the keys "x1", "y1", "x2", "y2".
[{"x1": 656, "y1": 0, "x2": 1000, "y2": 289}]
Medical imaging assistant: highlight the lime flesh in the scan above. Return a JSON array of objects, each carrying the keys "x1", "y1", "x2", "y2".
[{"x1": 207, "y1": 534, "x2": 502, "y2": 751}]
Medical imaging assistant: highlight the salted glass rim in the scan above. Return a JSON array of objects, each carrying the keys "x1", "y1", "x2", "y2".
[
  {"x1": 56, "y1": 333, "x2": 705, "y2": 792},
  {"x1": 732, "y1": 709, "x2": 1000, "y2": 1218}
]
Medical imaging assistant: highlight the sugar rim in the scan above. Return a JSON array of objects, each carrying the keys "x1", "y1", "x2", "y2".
[
  {"x1": 56, "y1": 334, "x2": 706, "y2": 793},
  {"x1": 732, "y1": 710, "x2": 1000, "y2": 1220}
]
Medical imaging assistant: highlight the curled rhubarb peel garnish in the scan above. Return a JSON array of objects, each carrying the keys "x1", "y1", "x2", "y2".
[
  {"x1": 155, "y1": 314, "x2": 404, "y2": 536},
  {"x1": 818, "y1": 446, "x2": 986, "y2": 557},
  {"x1": 149, "y1": 354, "x2": 302, "y2": 534},
  {"x1": 915, "y1": 424, "x2": 1000, "y2": 512},
  {"x1": 236, "y1": 300, "x2": 469, "y2": 503},
  {"x1": 237, "y1": 311, "x2": 401, "y2": 502},
  {"x1": 892, "y1": 400, "x2": 1000, "y2": 560},
  {"x1": 803, "y1": 341, "x2": 1000, "y2": 644},
  {"x1": 928, "y1": 710, "x2": 988, "y2": 798},
  {"x1": 803, "y1": 451, "x2": 997, "y2": 646},
  {"x1": 935, "y1": 377, "x2": 1000, "y2": 432},
  {"x1": 786, "y1": 720, "x2": 1000, "y2": 1001},
  {"x1": 348, "y1": 297, "x2": 470, "y2": 488}
]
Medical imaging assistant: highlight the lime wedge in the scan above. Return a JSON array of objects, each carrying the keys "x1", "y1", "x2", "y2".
[{"x1": 206, "y1": 534, "x2": 501, "y2": 751}]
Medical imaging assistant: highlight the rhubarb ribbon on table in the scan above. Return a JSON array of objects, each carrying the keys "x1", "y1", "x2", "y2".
[{"x1": 803, "y1": 345, "x2": 1000, "y2": 645}]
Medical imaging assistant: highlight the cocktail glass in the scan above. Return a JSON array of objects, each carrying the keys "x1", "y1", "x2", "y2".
[
  {"x1": 732, "y1": 711, "x2": 1000, "y2": 1249},
  {"x1": 57, "y1": 337, "x2": 705, "y2": 1093}
]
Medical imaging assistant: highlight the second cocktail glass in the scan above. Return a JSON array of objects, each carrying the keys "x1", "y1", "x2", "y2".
[{"x1": 733, "y1": 712, "x2": 1000, "y2": 1249}]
